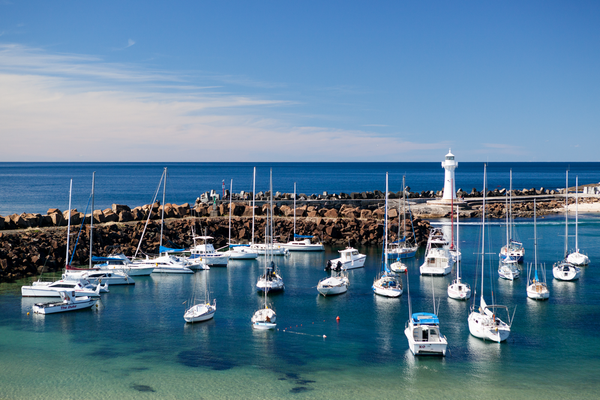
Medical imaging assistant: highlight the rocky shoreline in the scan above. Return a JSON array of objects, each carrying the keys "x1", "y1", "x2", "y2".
[{"x1": 2, "y1": 191, "x2": 599, "y2": 283}]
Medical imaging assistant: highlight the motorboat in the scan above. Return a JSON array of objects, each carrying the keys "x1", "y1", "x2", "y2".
[
  {"x1": 22, "y1": 279, "x2": 104, "y2": 298},
  {"x1": 566, "y1": 176, "x2": 590, "y2": 266},
  {"x1": 317, "y1": 273, "x2": 349, "y2": 296},
  {"x1": 468, "y1": 165, "x2": 513, "y2": 343},
  {"x1": 32, "y1": 288, "x2": 99, "y2": 314},
  {"x1": 189, "y1": 236, "x2": 230, "y2": 266},
  {"x1": 328, "y1": 247, "x2": 366, "y2": 270},
  {"x1": 404, "y1": 313, "x2": 448, "y2": 356},
  {"x1": 552, "y1": 260, "x2": 581, "y2": 281},
  {"x1": 448, "y1": 205, "x2": 471, "y2": 300},
  {"x1": 184, "y1": 299, "x2": 216, "y2": 323},
  {"x1": 420, "y1": 228, "x2": 452, "y2": 276},
  {"x1": 498, "y1": 257, "x2": 520, "y2": 280},
  {"x1": 390, "y1": 260, "x2": 407, "y2": 273}
]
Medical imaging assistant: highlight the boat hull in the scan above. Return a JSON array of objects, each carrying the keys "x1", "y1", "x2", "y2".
[
  {"x1": 404, "y1": 325, "x2": 447, "y2": 356},
  {"x1": 33, "y1": 298, "x2": 98, "y2": 314},
  {"x1": 553, "y1": 264, "x2": 581, "y2": 281},
  {"x1": 184, "y1": 304, "x2": 216, "y2": 323},
  {"x1": 467, "y1": 311, "x2": 510, "y2": 342},
  {"x1": 447, "y1": 283, "x2": 471, "y2": 300},
  {"x1": 566, "y1": 251, "x2": 590, "y2": 266}
]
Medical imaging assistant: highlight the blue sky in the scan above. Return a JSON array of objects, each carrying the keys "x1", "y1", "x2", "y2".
[{"x1": 1, "y1": 1, "x2": 598, "y2": 162}]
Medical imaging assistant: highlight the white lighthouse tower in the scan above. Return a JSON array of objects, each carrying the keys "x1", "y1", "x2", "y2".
[{"x1": 441, "y1": 149, "x2": 458, "y2": 203}]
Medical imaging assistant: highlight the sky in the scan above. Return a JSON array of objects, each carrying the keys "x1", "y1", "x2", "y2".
[{"x1": 0, "y1": 1, "x2": 599, "y2": 162}]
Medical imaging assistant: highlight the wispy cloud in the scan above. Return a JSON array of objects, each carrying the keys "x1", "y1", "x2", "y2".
[
  {"x1": 362, "y1": 124, "x2": 389, "y2": 127},
  {"x1": 0, "y1": 43, "x2": 446, "y2": 162}
]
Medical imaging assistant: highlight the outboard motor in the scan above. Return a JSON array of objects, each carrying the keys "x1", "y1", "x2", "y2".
[{"x1": 325, "y1": 260, "x2": 332, "y2": 271}]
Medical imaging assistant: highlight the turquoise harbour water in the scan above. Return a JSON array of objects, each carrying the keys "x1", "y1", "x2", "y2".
[{"x1": 1, "y1": 214, "x2": 600, "y2": 399}]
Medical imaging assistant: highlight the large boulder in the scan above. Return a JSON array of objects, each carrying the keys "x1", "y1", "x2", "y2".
[
  {"x1": 103, "y1": 208, "x2": 119, "y2": 223},
  {"x1": 112, "y1": 204, "x2": 131, "y2": 214}
]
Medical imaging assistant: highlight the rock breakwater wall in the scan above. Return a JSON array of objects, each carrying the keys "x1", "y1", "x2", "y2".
[{"x1": 0, "y1": 212, "x2": 430, "y2": 283}]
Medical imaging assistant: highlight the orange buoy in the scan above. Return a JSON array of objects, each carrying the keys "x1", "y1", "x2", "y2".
[{"x1": 336, "y1": 316, "x2": 340, "y2": 322}]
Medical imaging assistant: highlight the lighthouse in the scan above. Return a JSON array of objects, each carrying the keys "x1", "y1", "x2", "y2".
[{"x1": 441, "y1": 149, "x2": 458, "y2": 203}]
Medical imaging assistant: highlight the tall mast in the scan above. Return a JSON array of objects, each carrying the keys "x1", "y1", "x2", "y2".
[
  {"x1": 534, "y1": 199, "x2": 537, "y2": 270},
  {"x1": 66, "y1": 179, "x2": 72, "y2": 267},
  {"x1": 384, "y1": 172, "x2": 389, "y2": 271},
  {"x1": 565, "y1": 170, "x2": 569, "y2": 258},
  {"x1": 456, "y1": 204, "x2": 460, "y2": 280},
  {"x1": 400, "y1": 175, "x2": 405, "y2": 241},
  {"x1": 229, "y1": 179, "x2": 233, "y2": 245},
  {"x1": 252, "y1": 167, "x2": 256, "y2": 245},
  {"x1": 159, "y1": 167, "x2": 167, "y2": 250},
  {"x1": 269, "y1": 168, "x2": 274, "y2": 259},
  {"x1": 509, "y1": 169, "x2": 513, "y2": 240},
  {"x1": 293, "y1": 182, "x2": 296, "y2": 239},
  {"x1": 481, "y1": 164, "x2": 487, "y2": 304},
  {"x1": 89, "y1": 172, "x2": 95, "y2": 269},
  {"x1": 450, "y1": 177, "x2": 454, "y2": 250},
  {"x1": 575, "y1": 176, "x2": 579, "y2": 251}
]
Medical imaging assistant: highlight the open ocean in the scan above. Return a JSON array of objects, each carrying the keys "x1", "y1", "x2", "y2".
[{"x1": 1, "y1": 162, "x2": 600, "y2": 399}]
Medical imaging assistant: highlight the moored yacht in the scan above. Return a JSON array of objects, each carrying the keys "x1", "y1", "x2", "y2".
[
  {"x1": 405, "y1": 313, "x2": 448, "y2": 356},
  {"x1": 32, "y1": 288, "x2": 100, "y2": 314},
  {"x1": 134, "y1": 254, "x2": 193, "y2": 274},
  {"x1": 317, "y1": 272, "x2": 349, "y2": 296},
  {"x1": 447, "y1": 205, "x2": 471, "y2": 300},
  {"x1": 420, "y1": 228, "x2": 452, "y2": 276},
  {"x1": 498, "y1": 257, "x2": 520, "y2": 280},
  {"x1": 92, "y1": 254, "x2": 155, "y2": 276},
  {"x1": 189, "y1": 236, "x2": 230, "y2": 266},
  {"x1": 327, "y1": 247, "x2": 366, "y2": 270},
  {"x1": 22, "y1": 279, "x2": 104, "y2": 298},
  {"x1": 552, "y1": 260, "x2": 581, "y2": 281}
]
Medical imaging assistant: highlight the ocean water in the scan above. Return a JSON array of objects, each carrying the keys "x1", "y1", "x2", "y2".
[
  {"x1": 1, "y1": 162, "x2": 600, "y2": 216},
  {"x1": 1, "y1": 213, "x2": 600, "y2": 399}
]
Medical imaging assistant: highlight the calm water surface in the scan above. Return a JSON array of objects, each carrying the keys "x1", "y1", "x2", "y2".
[{"x1": 1, "y1": 214, "x2": 600, "y2": 399}]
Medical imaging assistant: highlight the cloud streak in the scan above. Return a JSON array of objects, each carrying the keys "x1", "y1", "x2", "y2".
[{"x1": 0, "y1": 44, "x2": 447, "y2": 162}]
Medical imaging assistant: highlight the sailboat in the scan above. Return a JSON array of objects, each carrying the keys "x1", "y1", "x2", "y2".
[
  {"x1": 499, "y1": 169, "x2": 525, "y2": 263},
  {"x1": 252, "y1": 287, "x2": 277, "y2": 330},
  {"x1": 447, "y1": 178, "x2": 461, "y2": 263},
  {"x1": 184, "y1": 273, "x2": 216, "y2": 323},
  {"x1": 527, "y1": 200, "x2": 550, "y2": 300},
  {"x1": 281, "y1": 182, "x2": 324, "y2": 251},
  {"x1": 132, "y1": 168, "x2": 193, "y2": 274},
  {"x1": 249, "y1": 167, "x2": 289, "y2": 256},
  {"x1": 224, "y1": 179, "x2": 259, "y2": 260},
  {"x1": 256, "y1": 169, "x2": 285, "y2": 292},
  {"x1": 372, "y1": 172, "x2": 403, "y2": 298},
  {"x1": 566, "y1": 176, "x2": 590, "y2": 266},
  {"x1": 468, "y1": 164, "x2": 513, "y2": 343},
  {"x1": 553, "y1": 171, "x2": 581, "y2": 281},
  {"x1": 317, "y1": 271, "x2": 350, "y2": 296},
  {"x1": 404, "y1": 264, "x2": 448, "y2": 356},
  {"x1": 388, "y1": 175, "x2": 418, "y2": 265},
  {"x1": 447, "y1": 205, "x2": 471, "y2": 300}
]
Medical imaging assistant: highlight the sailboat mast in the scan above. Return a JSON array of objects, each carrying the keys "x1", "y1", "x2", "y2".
[
  {"x1": 252, "y1": 167, "x2": 256, "y2": 245},
  {"x1": 456, "y1": 204, "x2": 460, "y2": 280},
  {"x1": 509, "y1": 169, "x2": 513, "y2": 240},
  {"x1": 534, "y1": 199, "x2": 537, "y2": 270},
  {"x1": 565, "y1": 170, "x2": 569, "y2": 258},
  {"x1": 293, "y1": 182, "x2": 296, "y2": 239},
  {"x1": 229, "y1": 179, "x2": 233, "y2": 245},
  {"x1": 575, "y1": 176, "x2": 579, "y2": 251},
  {"x1": 159, "y1": 167, "x2": 167, "y2": 250},
  {"x1": 400, "y1": 175, "x2": 405, "y2": 241},
  {"x1": 269, "y1": 168, "x2": 274, "y2": 260},
  {"x1": 89, "y1": 172, "x2": 95, "y2": 269},
  {"x1": 384, "y1": 172, "x2": 389, "y2": 271},
  {"x1": 66, "y1": 179, "x2": 72, "y2": 267},
  {"x1": 481, "y1": 164, "x2": 487, "y2": 304},
  {"x1": 450, "y1": 178, "x2": 454, "y2": 250}
]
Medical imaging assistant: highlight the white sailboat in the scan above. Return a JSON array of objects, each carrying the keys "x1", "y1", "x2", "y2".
[
  {"x1": 184, "y1": 274, "x2": 216, "y2": 323},
  {"x1": 372, "y1": 172, "x2": 403, "y2": 298},
  {"x1": 388, "y1": 175, "x2": 418, "y2": 264},
  {"x1": 500, "y1": 169, "x2": 525, "y2": 263},
  {"x1": 404, "y1": 263, "x2": 447, "y2": 356},
  {"x1": 252, "y1": 287, "x2": 277, "y2": 330},
  {"x1": 566, "y1": 176, "x2": 590, "y2": 266},
  {"x1": 224, "y1": 179, "x2": 259, "y2": 260},
  {"x1": 133, "y1": 168, "x2": 193, "y2": 274},
  {"x1": 317, "y1": 272, "x2": 350, "y2": 296},
  {"x1": 527, "y1": 200, "x2": 550, "y2": 300},
  {"x1": 448, "y1": 205, "x2": 471, "y2": 300},
  {"x1": 553, "y1": 171, "x2": 581, "y2": 281},
  {"x1": 256, "y1": 169, "x2": 284, "y2": 292},
  {"x1": 248, "y1": 167, "x2": 289, "y2": 256},
  {"x1": 468, "y1": 164, "x2": 513, "y2": 343},
  {"x1": 280, "y1": 182, "x2": 324, "y2": 252}
]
